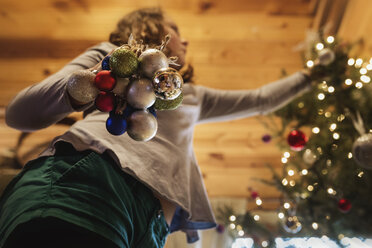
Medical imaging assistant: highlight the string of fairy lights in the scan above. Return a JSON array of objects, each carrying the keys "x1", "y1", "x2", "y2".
[{"x1": 223, "y1": 35, "x2": 372, "y2": 247}]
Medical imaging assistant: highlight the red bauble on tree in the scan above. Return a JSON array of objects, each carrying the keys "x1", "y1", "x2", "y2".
[
  {"x1": 95, "y1": 92, "x2": 115, "y2": 112},
  {"x1": 338, "y1": 198, "x2": 352, "y2": 213},
  {"x1": 94, "y1": 71, "x2": 116, "y2": 91},
  {"x1": 251, "y1": 191, "x2": 259, "y2": 199},
  {"x1": 287, "y1": 130, "x2": 308, "y2": 151}
]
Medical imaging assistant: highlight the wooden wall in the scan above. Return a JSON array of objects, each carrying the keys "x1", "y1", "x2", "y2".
[{"x1": 0, "y1": 0, "x2": 316, "y2": 206}]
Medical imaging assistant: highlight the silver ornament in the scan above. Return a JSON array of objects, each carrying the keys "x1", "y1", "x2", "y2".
[
  {"x1": 303, "y1": 149, "x2": 317, "y2": 165},
  {"x1": 66, "y1": 70, "x2": 99, "y2": 104},
  {"x1": 126, "y1": 78, "x2": 156, "y2": 109},
  {"x1": 318, "y1": 48, "x2": 335, "y2": 66},
  {"x1": 282, "y1": 216, "x2": 302, "y2": 234},
  {"x1": 127, "y1": 110, "x2": 158, "y2": 142},
  {"x1": 139, "y1": 49, "x2": 169, "y2": 78},
  {"x1": 153, "y1": 67, "x2": 183, "y2": 100},
  {"x1": 112, "y1": 77, "x2": 130, "y2": 97},
  {"x1": 352, "y1": 133, "x2": 372, "y2": 169}
]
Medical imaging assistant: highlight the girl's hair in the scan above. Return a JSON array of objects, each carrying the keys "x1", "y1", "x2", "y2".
[{"x1": 109, "y1": 7, "x2": 193, "y2": 83}]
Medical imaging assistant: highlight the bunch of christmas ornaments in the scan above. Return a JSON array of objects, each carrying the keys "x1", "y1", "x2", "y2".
[{"x1": 67, "y1": 35, "x2": 184, "y2": 141}]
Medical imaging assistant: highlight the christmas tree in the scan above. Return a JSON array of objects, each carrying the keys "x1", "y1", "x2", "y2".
[{"x1": 218, "y1": 32, "x2": 372, "y2": 247}]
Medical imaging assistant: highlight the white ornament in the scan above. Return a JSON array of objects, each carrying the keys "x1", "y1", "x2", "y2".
[
  {"x1": 318, "y1": 48, "x2": 335, "y2": 66},
  {"x1": 126, "y1": 78, "x2": 156, "y2": 109},
  {"x1": 139, "y1": 49, "x2": 169, "y2": 78},
  {"x1": 66, "y1": 70, "x2": 99, "y2": 104},
  {"x1": 352, "y1": 133, "x2": 372, "y2": 169},
  {"x1": 127, "y1": 110, "x2": 158, "y2": 141},
  {"x1": 303, "y1": 149, "x2": 317, "y2": 165}
]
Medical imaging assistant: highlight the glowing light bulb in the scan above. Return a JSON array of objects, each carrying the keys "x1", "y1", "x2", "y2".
[
  {"x1": 327, "y1": 86, "x2": 335, "y2": 93},
  {"x1": 361, "y1": 75, "x2": 371, "y2": 83},
  {"x1": 347, "y1": 58, "x2": 355, "y2": 66},
  {"x1": 278, "y1": 212, "x2": 285, "y2": 219},
  {"x1": 358, "y1": 171, "x2": 364, "y2": 178},
  {"x1": 318, "y1": 93, "x2": 325, "y2": 100},
  {"x1": 345, "y1": 79, "x2": 352, "y2": 85},
  {"x1": 254, "y1": 215, "x2": 260, "y2": 221},
  {"x1": 327, "y1": 188, "x2": 334, "y2": 194},
  {"x1": 333, "y1": 133, "x2": 340, "y2": 140},
  {"x1": 281, "y1": 157, "x2": 288, "y2": 164},
  {"x1": 284, "y1": 202, "x2": 290, "y2": 209},
  {"x1": 288, "y1": 170, "x2": 295, "y2": 176},
  {"x1": 284, "y1": 152, "x2": 290, "y2": 158},
  {"x1": 229, "y1": 215, "x2": 236, "y2": 222},
  {"x1": 306, "y1": 60, "x2": 314, "y2": 68},
  {"x1": 308, "y1": 185, "x2": 314, "y2": 191},
  {"x1": 230, "y1": 223, "x2": 236, "y2": 229},
  {"x1": 326, "y1": 36, "x2": 334, "y2": 43},
  {"x1": 312, "y1": 127, "x2": 320, "y2": 134},
  {"x1": 238, "y1": 230, "x2": 244, "y2": 236},
  {"x1": 289, "y1": 180, "x2": 296, "y2": 187},
  {"x1": 360, "y1": 68, "x2": 367, "y2": 74},
  {"x1": 301, "y1": 169, "x2": 308, "y2": 175},
  {"x1": 348, "y1": 152, "x2": 353, "y2": 159},
  {"x1": 355, "y1": 58, "x2": 363, "y2": 67},
  {"x1": 329, "y1": 123, "x2": 337, "y2": 131},
  {"x1": 316, "y1": 43, "x2": 324, "y2": 50},
  {"x1": 367, "y1": 64, "x2": 372, "y2": 70},
  {"x1": 312, "y1": 222, "x2": 319, "y2": 230},
  {"x1": 355, "y1": 82, "x2": 363, "y2": 88},
  {"x1": 256, "y1": 198, "x2": 262, "y2": 206}
]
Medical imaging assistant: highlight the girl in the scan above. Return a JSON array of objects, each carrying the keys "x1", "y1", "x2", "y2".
[{"x1": 1, "y1": 7, "x2": 316, "y2": 248}]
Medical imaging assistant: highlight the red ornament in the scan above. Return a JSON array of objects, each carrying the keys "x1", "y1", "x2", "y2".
[
  {"x1": 95, "y1": 92, "x2": 115, "y2": 112},
  {"x1": 287, "y1": 130, "x2": 307, "y2": 151},
  {"x1": 94, "y1": 71, "x2": 116, "y2": 91},
  {"x1": 216, "y1": 224, "x2": 225, "y2": 234},
  {"x1": 338, "y1": 198, "x2": 351, "y2": 213},
  {"x1": 251, "y1": 191, "x2": 259, "y2": 199}
]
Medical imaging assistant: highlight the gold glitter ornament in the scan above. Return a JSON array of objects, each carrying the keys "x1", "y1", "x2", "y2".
[
  {"x1": 109, "y1": 47, "x2": 139, "y2": 78},
  {"x1": 66, "y1": 70, "x2": 99, "y2": 104},
  {"x1": 127, "y1": 110, "x2": 158, "y2": 142},
  {"x1": 154, "y1": 92, "x2": 183, "y2": 111},
  {"x1": 153, "y1": 67, "x2": 183, "y2": 100}
]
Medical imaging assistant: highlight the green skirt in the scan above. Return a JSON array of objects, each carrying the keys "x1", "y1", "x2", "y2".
[{"x1": 0, "y1": 142, "x2": 169, "y2": 248}]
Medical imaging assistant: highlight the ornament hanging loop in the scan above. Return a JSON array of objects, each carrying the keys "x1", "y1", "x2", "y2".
[{"x1": 345, "y1": 108, "x2": 366, "y2": 136}]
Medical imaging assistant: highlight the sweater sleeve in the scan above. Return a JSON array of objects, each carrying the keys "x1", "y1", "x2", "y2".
[
  {"x1": 196, "y1": 72, "x2": 312, "y2": 123},
  {"x1": 5, "y1": 42, "x2": 117, "y2": 132}
]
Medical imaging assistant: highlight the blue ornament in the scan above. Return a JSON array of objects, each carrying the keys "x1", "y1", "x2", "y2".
[
  {"x1": 102, "y1": 55, "x2": 111, "y2": 71},
  {"x1": 106, "y1": 114, "x2": 127, "y2": 135},
  {"x1": 123, "y1": 104, "x2": 136, "y2": 118}
]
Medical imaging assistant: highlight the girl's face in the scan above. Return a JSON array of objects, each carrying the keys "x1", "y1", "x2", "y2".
[{"x1": 163, "y1": 17, "x2": 189, "y2": 69}]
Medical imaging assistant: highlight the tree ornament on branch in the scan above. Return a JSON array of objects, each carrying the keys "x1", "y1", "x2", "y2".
[{"x1": 287, "y1": 130, "x2": 308, "y2": 151}]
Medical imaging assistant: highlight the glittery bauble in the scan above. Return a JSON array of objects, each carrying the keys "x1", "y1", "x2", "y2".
[
  {"x1": 287, "y1": 130, "x2": 307, "y2": 151},
  {"x1": 153, "y1": 67, "x2": 183, "y2": 100},
  {"x1": 338, "y1": 198, "x2": 352, "y2": 213},
  {"x1": 139, "y1": 49, "x2": 169, "y2": 79},
  {"x1": 216, "y1": 224, "x2": 225, "y2": 234},
  {"x1": 94, "y1": 71, "x2": 116, "y2": 91},
  {"x1": 126, "y1": 78, "x2": 156, "y2": 109},
  {"x1": 110, "y1": 47, "x2": 139, "y2": 78},
  {"x1": 106, "y1": 112, "x2": 127, "y2": 136},
  {"x1": 154, "y1": 92, "x2": 183, "y2": 111},
  {"x1": 66, "y1": 70, "x2": 99, "y2": 104},
  {"x1": 303, "y1": 149, "x2": 317, "y2": 165},
  {"x1": 127, "y1": 110, "x2": 158, "y2": 142},
  {"x1": 282, "y1": 216, "x2": 302, "y2": 234},
  {"x1": 262, "y1": 134, "x2": 272, "y2": 143},
  {"x1": 95, "y1": 92, "x2": 115, "y2": 112},
  {"x1": 318, "y1": 48, "x2": 335, "y2": 66},
  {"x1": 352, "y1": 133, "x2": 372, "y2": 169},
  {"x1": 101, "y1": 55, "x2": 111, "y2": 70},
  {"x1": 112, "y1": 77, "x2": 130, "y2": 97}
]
